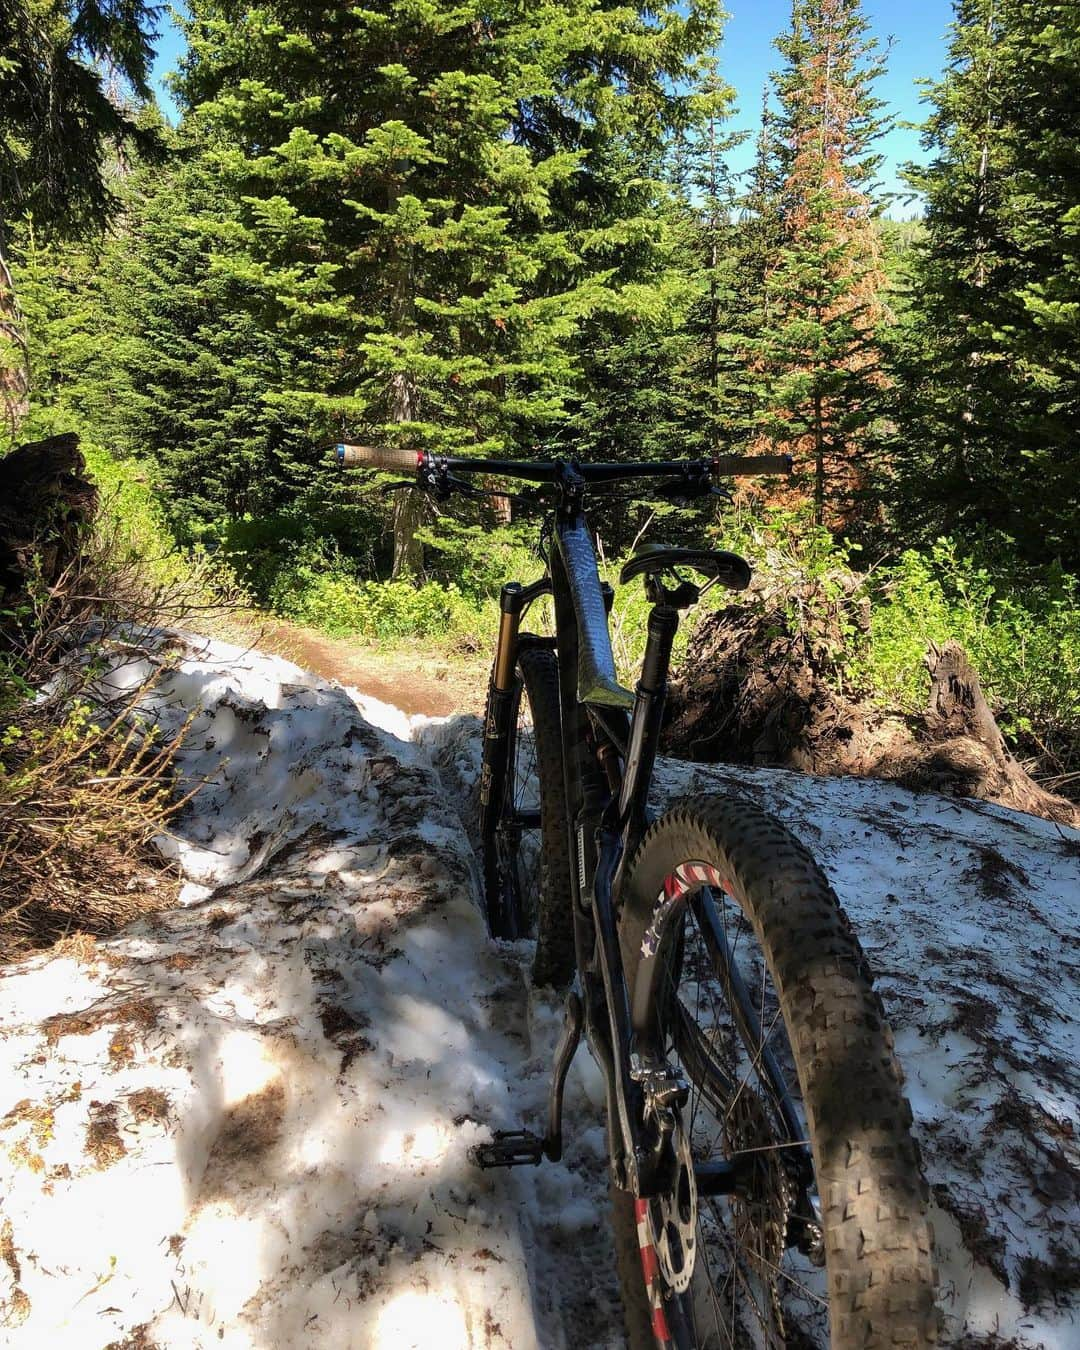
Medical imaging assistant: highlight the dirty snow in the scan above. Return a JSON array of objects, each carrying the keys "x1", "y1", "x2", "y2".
[{"x1": 0, "y1": 632, "x2": 1076, "y2": 1348}]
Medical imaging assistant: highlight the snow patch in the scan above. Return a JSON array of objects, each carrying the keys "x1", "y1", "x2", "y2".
[{"x1": 0, "y1": 634, "x2": 1075, "y2": 1348}]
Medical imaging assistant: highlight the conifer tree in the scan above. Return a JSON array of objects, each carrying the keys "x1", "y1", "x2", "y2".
[
  {"x1": 568, "y1": 33, "x2": 740, "y2": 474},
  {"x1": 666, "y1": 52, "x2": 747, "y2": 456},
  {"x1": 0, "y1": 0, "x2": 163, "y2": 437},
  {"x1": 719, "y1": 87, "x2": 787, "y2": 452},
  {"x1": 896, "y1": 0, "x2": 1080, "y2": 564},
  {"x1": 754, "y1": 0, "x2": 889, "y2": 526},
  {"x1": 174, "y1": 1, "x2": 722, "y2": 573}
]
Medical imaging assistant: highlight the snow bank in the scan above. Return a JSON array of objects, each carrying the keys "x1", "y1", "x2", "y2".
[
  {"x1": 0, "y1": 632, "x2": 1075, "y2": 1348},
  {"x1": 0, "y1": 637, "x2": 622, "y2": 1348}
]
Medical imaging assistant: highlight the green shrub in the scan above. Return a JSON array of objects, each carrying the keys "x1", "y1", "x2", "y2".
[
  {"x1": 268, "y1": 555, "x2": 492, "y2": 645},
  {"x1": 857, "y1": 540, "x2": 1080, "y2": 755},
  {"x1": 699, "y1": 505, "x2": 1080, "y2": 775},
  {"x1": 80, "y1": 441, "x2": 225, "y2": 602},
  {"x1": 417, "y1": 519, "x2": 540, "y2": 606}
]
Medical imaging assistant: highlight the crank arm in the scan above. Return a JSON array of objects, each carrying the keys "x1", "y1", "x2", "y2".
[{"x1": 471, "y1": 990, "x2": 583, "y2": 1170}]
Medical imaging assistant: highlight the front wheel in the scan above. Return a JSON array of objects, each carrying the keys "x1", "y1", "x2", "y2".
[
  {"x1": 480, "y1": 644, "x2": 574, "y2": 988},
  {"x1": 614, "y1": 797, "x2": 938, "y2": 1348}
]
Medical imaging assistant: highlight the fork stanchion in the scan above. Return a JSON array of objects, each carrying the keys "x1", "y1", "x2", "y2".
[{"x1": 493, "y1": 582, "x2": 524, "y2": 693}]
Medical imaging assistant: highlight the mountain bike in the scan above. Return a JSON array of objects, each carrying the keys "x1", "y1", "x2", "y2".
[{"x1": 338, "y1": 443, "x2": 938, "y2": 1349}]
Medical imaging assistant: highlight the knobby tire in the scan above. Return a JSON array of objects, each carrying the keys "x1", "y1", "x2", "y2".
[
  {"x1": 613, "y1": 796, "x2": 938, "y2": 1349},
  {"x1": 481, "y1": 646, "x2": 575, "y2": 988}
]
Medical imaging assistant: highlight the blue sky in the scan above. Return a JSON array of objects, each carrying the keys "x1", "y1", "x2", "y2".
[{"x1": 151, "y1": 0, "x2": 955, "y2": 215}]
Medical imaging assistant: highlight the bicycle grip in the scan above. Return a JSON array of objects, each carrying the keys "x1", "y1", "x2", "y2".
[
  {"x1": 335, "y1": 443, "x2": 420, "y2": 472},
  {"x1": 712, "y1": 454, "x2": 794, "y2": 477}
]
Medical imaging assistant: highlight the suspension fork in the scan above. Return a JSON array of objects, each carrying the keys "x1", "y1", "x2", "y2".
[{"x1": 478, "y1": 578, "x2": 552, "y2": 839}]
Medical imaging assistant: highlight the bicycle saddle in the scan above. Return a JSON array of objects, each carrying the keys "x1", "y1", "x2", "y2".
[{"x1": 618, "y1": 544, "x2": 751, "y2": 591}]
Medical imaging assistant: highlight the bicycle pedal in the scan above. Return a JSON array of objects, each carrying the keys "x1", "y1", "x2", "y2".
[{"x1": 471, "y1": 1129, "x2": 547, "y2": 1169}]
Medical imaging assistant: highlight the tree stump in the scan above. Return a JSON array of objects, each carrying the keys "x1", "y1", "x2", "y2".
[
  {"x1": 913, "y1": 640, "x2": 1074, "y2": 823},
  {"x1": 663, "y1": 593, "x2": 1080, "y2": 828},
  {"x1": 0, "y1": 433, "x2": 97, "y2": 609}
]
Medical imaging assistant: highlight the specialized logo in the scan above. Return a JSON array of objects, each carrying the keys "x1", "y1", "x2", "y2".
[{"x1": 641, "y1": 861, "x2": 733, "y2": 958}]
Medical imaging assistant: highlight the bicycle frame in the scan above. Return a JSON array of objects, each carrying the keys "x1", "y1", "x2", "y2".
[{"x1": 482, "y1": 468, "x2": 683, "y2": 1197}]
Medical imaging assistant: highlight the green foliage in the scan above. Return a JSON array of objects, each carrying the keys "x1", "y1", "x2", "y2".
[
  {"x1": 417, "y1": 518, "x2": 539, "y2": 602},
  {"x1": 855, "y1": 541, "x2": 1080, "y2": 752},
  {"x1": 723, "y1": 514, "x2": 1080, "y2": 768},
  {"x1": 165, "y1": 0, "x2": 725, "y2": 570},
  {"x1": 79, "y1": 442, "x2": 210, "y2": 598},
  {"x1": 749, "y1": 0, "x2": 890, "y2": 525},
  {"x1": 266, "y1": 548, "x2": 490, "y2": 645},
  {"x1": 6, "y1": 0, "x2": 1080, "y2": 793},
  {"x1": 893, "y1": 0, "x2": 1080, "y2": 566},
  {"x1": 0, "y1": 0, "x2": 163, "y2": 240}
]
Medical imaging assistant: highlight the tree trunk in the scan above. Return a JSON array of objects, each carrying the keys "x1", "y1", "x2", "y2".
[
  {"x1": 389, "y1": 369, "x2": 423, "y2": 578},
  {"x1": 386, "y1": 149, "x2": 424, "y2": 579},
  {"x1": 707, "y1": 112, "x2": 720, "y2": 398},
  {"x1": 0, "y1": 229, "x2": 29, "y2": 440},
  {"x1": 812, "y1": 388, "x2": 825, "y2": 525}
]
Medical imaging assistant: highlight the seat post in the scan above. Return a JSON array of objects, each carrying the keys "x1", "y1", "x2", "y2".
[{"x1": 618, "y1": 603, "x2": 679, "y2": 842}]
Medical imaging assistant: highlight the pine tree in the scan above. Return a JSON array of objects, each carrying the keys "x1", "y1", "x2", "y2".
[
  {"x1": 897, "y1": 0, "x2": 1080, "y2": 564},
  {"x1": 0, "y1": 0, "x2": 163, "y2": 438},
  {"x1": 665, "y1": 51, "x2": 748, "y2": 457},
  {"x1": 567, "y1": 31, "x2": 741, "y2": 477},
  {"x1": 753, "y1": 0, "x2": 890, "y2": 526},
  {"x1": 173, "y1": 1, "x2": 723, "y2": 573},
  {"x1": 719, "y1": 87, "x2": 787, "y2": 452}
]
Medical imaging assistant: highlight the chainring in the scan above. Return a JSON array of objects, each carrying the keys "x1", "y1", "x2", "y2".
[{"x1": 644, "y1": 1111, "x2": 698, "y2": 1295}]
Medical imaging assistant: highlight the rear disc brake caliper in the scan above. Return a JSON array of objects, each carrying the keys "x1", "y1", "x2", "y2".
[{"x1": 631, "y1": 1053, "x2": 697, "y2": 1294}]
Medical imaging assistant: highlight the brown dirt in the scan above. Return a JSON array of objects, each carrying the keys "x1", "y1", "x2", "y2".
[
  {"x1": 85, "y1": 1100, "x2": 126, "y2": 1169},
  {"x1": 1, "y1": 1219, "x2": 20, "y2": 1283},
  {"x1": 0, "y1": 1214, "x2": 29, "y2": 1328},
  {"x1": 199, "y1": 1080, "x2": 285, "y2": 1203},
  {"x1": 105, "y1": 1324, "x2": 159, "y2": 1350},
  {"x1": 230, "y1": 619, "x2": 487, "y2": 717},
  {"x1": 127, "y1": 1088, "x2": 170, "y2": 1125},
  {"x1": 318, "y1": 1001, "x2": 374, "y2": 1071},
  {"x1": 42, "y1": 996, "x2": 158, "y2": 1046}
]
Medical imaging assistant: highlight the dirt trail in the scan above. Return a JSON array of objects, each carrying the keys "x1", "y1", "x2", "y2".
[{"x1": 243, "y1": 620, "x2": 486, "y2": 718}]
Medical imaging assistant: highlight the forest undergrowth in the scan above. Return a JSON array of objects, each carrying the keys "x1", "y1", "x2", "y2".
[
  {"x1": 0, "y1": 449, "x2": 209, "y2": 961},
  {"x1": 67, "y1": 443, "x2": 1080, "y2": 800}
]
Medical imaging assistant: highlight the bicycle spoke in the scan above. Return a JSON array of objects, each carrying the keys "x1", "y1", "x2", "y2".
[{"x1": 646, "y1": 886, "x2": 828, "y2": 1349}]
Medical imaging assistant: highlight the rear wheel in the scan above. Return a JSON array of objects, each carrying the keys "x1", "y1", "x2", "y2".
[
  {"x1": 480, "y1": 645, "x2": 574, "y2": 987},
  {"x1": 614, "y1": 797, "x2": 937, "y2": 1348}
]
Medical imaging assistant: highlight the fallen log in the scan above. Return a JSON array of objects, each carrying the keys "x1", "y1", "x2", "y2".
[{"x1": 663, "y1": 586, "x2": 1079, "y2": 828}]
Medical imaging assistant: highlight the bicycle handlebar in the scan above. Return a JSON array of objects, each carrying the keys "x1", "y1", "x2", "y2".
[{"x1": 335, "y1": 443, "x2": 792, "y2": 482}]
